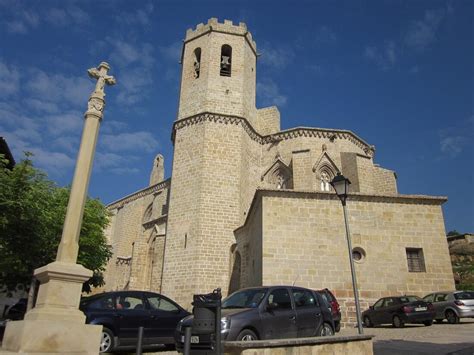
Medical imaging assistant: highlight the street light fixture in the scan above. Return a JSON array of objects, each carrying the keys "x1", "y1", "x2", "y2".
[{"x1": 330, "y1": 173, "x2": 364, "y2": 334}]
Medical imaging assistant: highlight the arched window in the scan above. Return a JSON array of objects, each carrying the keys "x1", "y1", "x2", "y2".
[
  {"x1": 220, "y1": 44, "x2": 232, "y2": 77},
  {"x1": 320, "y1": 171, "x2": 331, "y2": 191},
  {"x1": 275, "y1": 170, "x2": 288, "y2": 189},
  {"x1": 193, "y1": 48, "x2": 201, "y2": 78}
]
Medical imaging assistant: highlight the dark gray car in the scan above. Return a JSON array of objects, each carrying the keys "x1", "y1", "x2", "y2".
[
  {"x1": 175, "y1": 286, "x2": 334, "y2": 351},
  {"x1": 423, "y1": 291, "x2": 474, "y2": 324}
]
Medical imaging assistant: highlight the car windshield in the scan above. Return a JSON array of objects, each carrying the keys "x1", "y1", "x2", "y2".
[
  {"x1": 454, "y1": 291, "x2": 474, "y2": 300},
  {"x1": 222, "y1": 289, "x2": 266, "y2": 309},
  {"x1": 399, "y1": 296, "x2": 422, "y2": 303}
]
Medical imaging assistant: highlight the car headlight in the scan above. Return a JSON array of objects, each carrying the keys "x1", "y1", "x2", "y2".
[
  {"x1": 177, "y1": 318, "x2": 184, "y2": 332},
  {"x1": 221, "y1": 317, "x2": 231, "y2": 333}
]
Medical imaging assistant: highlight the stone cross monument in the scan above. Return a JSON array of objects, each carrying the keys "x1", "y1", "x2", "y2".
[{"x1": 2, "y1": 62, "x2": 115, "y2": 354}]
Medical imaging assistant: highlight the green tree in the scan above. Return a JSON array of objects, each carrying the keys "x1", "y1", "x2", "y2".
[{"x1": 0, "y1": 153, "x2": 112, "y2": 295}]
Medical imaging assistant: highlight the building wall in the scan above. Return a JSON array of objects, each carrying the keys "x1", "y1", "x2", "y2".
[
  {"x1": 103, "y1": 181, "x2": 170, "y2": 291},
  {"x1": 237, "y1": 191, "x2": 454, "y2": 328}
]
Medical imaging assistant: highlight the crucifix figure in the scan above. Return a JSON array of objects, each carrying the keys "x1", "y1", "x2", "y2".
[{"x1": 87, "y1": 61, "x2": 116, "y2": 96}]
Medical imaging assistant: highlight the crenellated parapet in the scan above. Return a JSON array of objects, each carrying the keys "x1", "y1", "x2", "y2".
[{"x1": 184, "y1": 18, "x2": 257, "y2": 54}]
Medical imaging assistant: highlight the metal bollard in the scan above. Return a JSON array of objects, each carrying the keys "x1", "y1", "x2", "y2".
[
  {"x1": 136, "y1": 326, "x2": 144, "y2": 355},
  {"x1": 183, "y1": 326, "x2": 191, "y2": 355}
]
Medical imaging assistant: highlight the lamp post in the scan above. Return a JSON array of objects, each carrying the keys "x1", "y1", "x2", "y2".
[{"x1": 330, "y1": 173, "x2": 364, "y2": 334}]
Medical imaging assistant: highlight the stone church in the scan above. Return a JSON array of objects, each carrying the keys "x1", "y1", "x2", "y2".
[{"x1": 103, "y1": 18, "x2": 454, "y2": 326}]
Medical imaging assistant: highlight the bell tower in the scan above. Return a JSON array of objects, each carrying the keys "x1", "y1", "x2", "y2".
[
  {"x1": 161, "y1": 19, "x2": 260, "y2": 305},
  {"x1": 177, "y1": 18, "x2": 258, "y2": 124}
]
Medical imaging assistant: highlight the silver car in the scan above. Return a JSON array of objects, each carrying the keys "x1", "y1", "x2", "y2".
[{"x1": 423, "y1": 291, "x2": 474, "y2": 324}]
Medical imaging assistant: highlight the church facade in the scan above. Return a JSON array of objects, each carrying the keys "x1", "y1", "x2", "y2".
[{"x1": 103, "y1": 18, "x2": 454, "y2": 327}]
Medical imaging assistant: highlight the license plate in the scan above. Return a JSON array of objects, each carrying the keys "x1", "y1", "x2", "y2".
[
  {"x1": 180, "y1": 335, "x2": 199, "y2": 344},
  {"x1": 415, "y1": 306, "x2": 427, "y2": 311}
]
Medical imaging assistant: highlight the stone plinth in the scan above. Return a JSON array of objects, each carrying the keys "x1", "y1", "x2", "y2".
[
  {"x1": 1, "y1": 262, "x2": 102, "y2": 354},
  {"x1": 2, "y1": 320, "x2": 101, "y2": 354}
]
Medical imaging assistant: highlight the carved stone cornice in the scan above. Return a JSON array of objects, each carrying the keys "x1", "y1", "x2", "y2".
[
  {"x1": 107, "y1": 178, "x2": 171, "y2": 210},
  {"x1": 172, "y1": 112, "x2": 374, "y2": 155},
  {"x1": 116, "y1": 256, "x2": 132, "y2": 265}
]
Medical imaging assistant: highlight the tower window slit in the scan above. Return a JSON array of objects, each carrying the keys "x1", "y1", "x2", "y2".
[
  {"x1": 193, "y1": 48, "x2": 201, "y2": 78},
  {"x1": 220, "y1": 44, "x2": 232, "y2": 77}
]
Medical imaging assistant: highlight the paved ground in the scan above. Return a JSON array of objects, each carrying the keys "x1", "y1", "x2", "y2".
[
  {"x1": 2, "y1": 320, "x2": 472, "y2": 354},
  {"x1": 145, "y1": 319, "x2": 474, "y2": 354},
  {"x1": 339, "y1": 319, "x2": 474, "y2": 354}
]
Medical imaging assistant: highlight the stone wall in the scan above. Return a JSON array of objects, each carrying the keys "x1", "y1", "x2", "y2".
[
  {"x1": 103, "y1": 181, "x2": 170, "y2": 291},
  {"x1": 224, "y1": 335, "x2": 374, "y2": 355},
  {"x1": 237, "y1": 189, "x2": 454, "y2": 327}
]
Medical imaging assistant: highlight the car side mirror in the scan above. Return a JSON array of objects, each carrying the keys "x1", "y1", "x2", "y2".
[{"x1": 369, "y1": 306, "x2": 374, "y2": 310}]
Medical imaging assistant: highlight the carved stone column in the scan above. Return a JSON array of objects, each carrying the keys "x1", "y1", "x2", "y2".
[{"x1": 1, "y1": 62, "x2": 116, "y2": 354}]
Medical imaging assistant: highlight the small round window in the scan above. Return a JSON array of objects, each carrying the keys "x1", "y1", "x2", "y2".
[{"x1": 352, "y1": 247, "x2": 366, "y2": 263}]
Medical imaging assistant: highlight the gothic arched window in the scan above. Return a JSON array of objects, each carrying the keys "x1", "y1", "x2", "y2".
[
  {"x1": 320, "y1": 171, "x2": 331, "y2": 191},
  {"x1": 193, "y1": 48, "x2": 201, "y2": 78},
  {"x1": 220, "y1": 45, "x2": 232, "y2": 77},
  {"x1": 275, "y1": 170, "x2": 288, "y2": 189}
]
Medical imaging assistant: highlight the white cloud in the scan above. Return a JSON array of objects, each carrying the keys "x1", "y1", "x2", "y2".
[
  {"x1": 405, "y1": 8, "x2": 446, "y2": 51},
  {"x1": 52, "y1": 136, "x2": 80, "y2": 153},
  {"x1": 260, "y1": 45, "x2": 295, "y2": 69},
  {"x1": 101, "y1": 132, "x2": 158, "y2": 153},
  {"x1": 46, "y1": 112, "x2": 83, "y2": 135},
  {"x1": 107, "y1": 38, "x2": 155, "y2": 106},
  {"x1": 25, "y1": 98, "x2": 60, "y2": 113},
  {"x1": 6, "y1": 20, "x2": 27, "y2": 34},
  {"x1": 0, "y1": 59, "x2": 20, "y2": 95},
  {"x1": 95, "y1": 152, "x2": 140, "y2": 175},
  {"x1": 117, "y1": 3, "x2": 154, "y2": 27},
  {"x1": 314, "y1": 26, "x2": 337, "y2": 45},
  {"x1": 29, "y1": 147, "x2": 75, "y2": 176},
  {"x1": 45, "y1": 6, "x2": 89, "y2": 27},
  {"x1": 102, "y1": 120, "x2": 129, "y2": 134},
  {"x1": 26, "y1": 69, "x2": 93, "y2": 107},
  {"x1": 364, "y1": 41, "x2": 397, "y2": 70},
  {"x1": 440, "y1": 136, "x2": 466, "y2": 157},
  {"x1": 439, "y1": 116, "x2": 473, "y2": 158},
  {"x1": 257, "y1": 79, "x2": 287, "y2": 107}
]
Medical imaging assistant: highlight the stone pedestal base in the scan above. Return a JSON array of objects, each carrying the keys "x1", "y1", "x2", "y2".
[
  {"x1": 0, "y1": 261, "x2": 102, "y2": 354},
  {"x1": 1, "y1": 320, "x2": 101, "y2": 354}
]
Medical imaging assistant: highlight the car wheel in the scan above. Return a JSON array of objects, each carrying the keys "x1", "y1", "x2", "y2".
[
  {"x1": 392, "y1": 315, "x2": 404, "y2": 328},
  {"x1": 446, "y1": 310, "x2": 459, "y2": 324},
  {"x1": 435, "y1": 319, "x2": 443, "y2": 324},
  {"x1": 423, "y1": 320, "x2": 433, "y2": 326},
  {"x1": 99, "y1": 327, "x2": 115, "y2": 353},
  {"x1": 237, "y1": 329, "x2": 258, "y2": 341},
  {"x1": 317, "y1": 323, "x2": 334, "y2": 336},
  {"x1": 363, "y1": 316, "x2": 373, "y2": 328}
]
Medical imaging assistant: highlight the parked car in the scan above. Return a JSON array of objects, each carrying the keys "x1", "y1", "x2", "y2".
[
  {"x1": 0, "y1": 298, "x2": 28, "y2": 341},
  {"x1": 175, "y1": 286, "x2": 335, "y2": 352},
  {"x1": 80, "y1": 290, "x2": 190, "y2": 353},
  {"x1": 316, "y1": 288, "x2": 341, "y2": 332},
  {"x1": 3, "y1": 298, "x2": 27, "y2": 321},
  {"x1": 423, "y1": 290, "x2": 474, "y2": 324},
  {"x1": 362, "y1": 295, "x2": 435, "y2": 328}
]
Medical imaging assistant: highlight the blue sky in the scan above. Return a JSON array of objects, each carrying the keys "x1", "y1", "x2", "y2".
[{"x1": 0, "y1": 0, "x2": 472, "y2": 233}]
